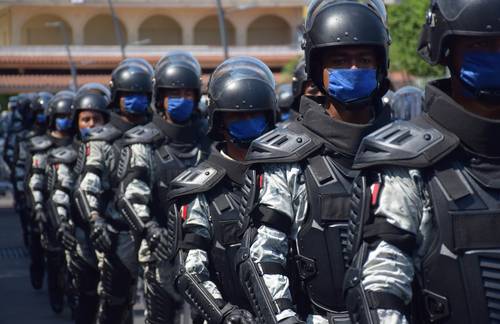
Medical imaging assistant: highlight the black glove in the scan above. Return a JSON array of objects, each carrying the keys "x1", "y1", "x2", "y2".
[
  {"x1": 223, "y1": 307, "x2": 256, "y2": 324},
  {"x1": 278, "y1": 316, "x2": 305, "y2": 324},
  {"x1": 57, "y1": 221, "x2": 77, "y2": 252},
  {"x1": 90, "y1": 215, "x2": 113, "y2": 252},
  {"x1": 144, "y1": 221, "x2": 170, "y2": 260}
]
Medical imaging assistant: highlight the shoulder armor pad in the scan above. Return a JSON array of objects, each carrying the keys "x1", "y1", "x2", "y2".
[
  {"x1": 245, "y1": 126, "x2": 320, "y2": 163},
  {"x1": 49, "y1": 146, "x2": 78, "y2": 164},
  {"x1": 85, "y1": 124, "x2": 122, "y2": 143},
  {"x1": 123, "y1": 124, "x2": 163, "y2": 146},
  {"x1": 168, "y1": 161, "x2": 225, "y2": 201},
  {"x1": 29, "y1": 135, "x2": 53, "y2": 152},
  {"x1": 354, "y1": 120, "x2": 459, "y2": 169}
]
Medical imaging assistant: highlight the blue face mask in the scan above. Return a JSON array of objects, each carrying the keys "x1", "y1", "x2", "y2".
[
  {"x1": 327, "y1": 68, "x2": 377, "y2": 103},
  {"x1": 55, "y1": 117, "x2": 72, "y2": 131},
  {"x1": 460, "y1": 52, "x2": 500, "y2": 97},
  {"x1": 280, "y1": 112, "x2": 290, "y2": 122},
  {"x1": 123, "y1": 94, "x2": 149, "y2": 114},
  {"x1": 228, "y1": 115, "x2": 268, "y2": 143},
  {"x1": 80, "y1": 127, "x2": 91, "y2": 139},
  {"x1": 167, "y1": 97, "x2": 194, "y2": 123},
  {"x1": 36, "y1": 114, "x2": 46, "y2": 124}
]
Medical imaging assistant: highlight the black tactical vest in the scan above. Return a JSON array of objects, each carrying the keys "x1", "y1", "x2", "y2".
[
  {"x1": 296, "y1": 153, "x2": 357, "y2": 316},
  {"x1": 205, "y1": 168, "x2": 257, "y2": 308},
  {"x1": 151, "y1": 142, "x2": 200, "y2": 227},
  {"x1": 418, "y1": 155, "x2": 500, "y2": 324}
]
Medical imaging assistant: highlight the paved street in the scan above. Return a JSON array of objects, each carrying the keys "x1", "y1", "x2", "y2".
[{"x1": 0, "y1": 192, "x2": 146, "y2": 324}]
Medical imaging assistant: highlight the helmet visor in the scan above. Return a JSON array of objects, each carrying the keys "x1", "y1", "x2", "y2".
[
  {"x1": 306, "y1": 0, "x2": 387, "y2": 30},
  {"x1": 155, "y1": 51, "x2": 201, "y2": 76},
  {"x1": 435, "y1": 0, "x2": 500, "y2": 33},
  {"x1": 209, "y1": 56, "x2": 275, "y2": 102}
]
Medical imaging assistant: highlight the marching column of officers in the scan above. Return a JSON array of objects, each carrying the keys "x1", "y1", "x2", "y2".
[{"x1": 2, "y1": 0, "x2": 500, "y2": 323}]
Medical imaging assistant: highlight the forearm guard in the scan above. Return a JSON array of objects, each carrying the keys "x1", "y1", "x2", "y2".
[
  {"x1": 236, "y1": 229, "x2": 293, "y2": 324},
  {"x1": 344, "y1": 243, "x2": 409, "y2": 324},
  {"x1": 74, "y1": 188, "x2": 94, "y2": 223},
  {"x1": 116, "y1": 197, "x2": 145, "y2": 237},
  {"x1": 47, "y1": 199, "x2": 63, "y2": 229},
  {"x1": 344, "y1": 244, "x2": 380, "y2": 324},
  {"x1": 175, "y1": 264, "x2": 228, "y2": 324}
]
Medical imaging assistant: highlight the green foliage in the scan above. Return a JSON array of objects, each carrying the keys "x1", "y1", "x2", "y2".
[
  {"x1": 280, "y1": 56, "x2": 301, "y2": 84},
  {"x1": 0, "y1": 94, "x2": 13, "y2": 111},
  {"x1": 388, "y1": 0, "x2": 445, "y2": 77}
]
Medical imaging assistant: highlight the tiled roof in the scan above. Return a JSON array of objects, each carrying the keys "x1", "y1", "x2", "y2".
[
  {"x1": 0, "y1": 46, "x2": 301, "y2": 69},
  {"x1": 0, "y1": 74, "x2": 110, "y2": 93}
]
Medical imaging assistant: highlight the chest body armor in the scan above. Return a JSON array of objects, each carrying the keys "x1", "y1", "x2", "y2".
[
  {"x1": 46, "y1": 143, "x2": 77, "y2": 194},
  {"x1": 151, "y1": 142, "x2": 200, "y2": 227},
  {"x1": 111, "y1": 136, "x2": 128, "y2": 190},
  {"x1": 206, "y1": 169, "x2": 257, "y2": 309},
  {"x1": 418, "y1": 156, "x2": 500, "y2": 324},
  {"x1": 297, "y1": 153, "x2": 357, "y2": 315}
]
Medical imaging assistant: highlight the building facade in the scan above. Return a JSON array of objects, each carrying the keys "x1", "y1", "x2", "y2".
[{"x1": 0, "y1": 0, "x2": 400, "y2": 94}]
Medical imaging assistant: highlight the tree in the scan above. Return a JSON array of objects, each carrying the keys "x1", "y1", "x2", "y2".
[
  {"x1": 388, "y1": 0, "x2": 445, "y2": 77},
  {"x1": 280, "y1": 56, "x2": 301, "y2": 84}
]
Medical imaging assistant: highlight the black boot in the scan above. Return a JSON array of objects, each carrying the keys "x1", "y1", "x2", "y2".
[
  {"x1": 75, "y1": 294, "x2": 99, "y2": 324},
  {"x1": 29, "y1": 231, "x2": 45, "y2": 290},
  {"x1": 47, "y1": 250, "x2": 65, "y2": 314},
  {"x1": 98, "y1": 301, "x2": 131, "y2": 324}
]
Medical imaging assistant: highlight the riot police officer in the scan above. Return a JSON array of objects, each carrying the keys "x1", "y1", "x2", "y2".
[
  {"x1": 389, "y1": 86, "x2": 424, "y2": 121},
  {"x1": 13, "y1": 92, "x2": 51, "y2": 246},
  {"x1": 26, "y1": 90, "x2": 75, "y2": 312},
  {"x1": 115, "y1": 51, "x2": 204, "y2": 324},
  {"x1": 166, "y1": 56, "x2": 276, "y2": 324},
  {"x1": 3, "y1": 94, "x2": 32, "y2": 173},
  {"x1": 46, "y1": 83, "x2": 111, "y2": 323},
  {"x1": 237, "y1": 0, "x2": 391, "y2": 323},
  {"x1": 277, "y1": 83, "x2": 294, "y2": 123},
  {"x1": 75, "y1": 60, "x2": 153, "y2": 324},
  {"x1": 345, "y1": 1, "x2": 500, "y2": 323}
]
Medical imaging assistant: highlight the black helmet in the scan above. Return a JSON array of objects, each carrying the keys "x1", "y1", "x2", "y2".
[
  {"x1": 153, "y1": 51, "x2": 202, "y2": 110},
  {"x1": 7, "y1": 95, "x2": 18, "y2": 112},
  {"x1": 32, "y1": 92, "x2": 53, "y2": 114},
  {"x1": 31, "y1": 92, "x2": 53, "y2": 127},
  {"x1": 418, "y1": 0, "x2": 500, "y2": 66},
  {"x1": 77, "y1": 82, "x2": 111, "y2": 100},
  {"x1": 207, "y1": 56, "x2": 277, "y2": 139},
  {"x1": 303, "y1": 0, "x2": 390, "y2": 105},
  {"x1": 16, "y1": 93, "x2": 38, "y2": 127},
  {"x1": 46, "y1": 90, "x2": 75, "y2": 130},
  {"x1": 72, "y1": 84, "x2": 111, "y2": 125},
  {"x1": 292, "y1": 57, "x2": 308, "y2": 100},
  {"x1": 390, "y1": 86, "x2": 423, "y2": 121},
  {"x1": 277, "y1": 83, "x2": 294, "y2": 110},
  {"x1": 109, "y1": 62, "x2": 153, "y2": 105},
  {"x1": 118, "y1": 58, "x2": 154, "y2": 75}
]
